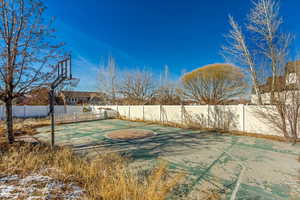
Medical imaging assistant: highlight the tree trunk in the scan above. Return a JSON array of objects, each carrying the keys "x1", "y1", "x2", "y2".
[
  {"x1": 255, "y1": 90, "x2": 263, "y2": 105},
  {"x1": 270, "y1": 66, "x2": 277, "y2": 104},
  {"x1": 270, "y1": 89, "x2": 275, "y2": 105},
  {"x1": 250, "y1": 69, "x2": 263, "y2": 105},
  {"x1": 5, "y1": 97, "x2": 14, "y2": 144}
]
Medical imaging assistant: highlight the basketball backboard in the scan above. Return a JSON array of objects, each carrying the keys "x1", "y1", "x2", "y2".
[
  {"x1": 56, "y1": 55, "x2": 72, "y2": 80},
  {"x1": 52, "y1": 55, "x2": 72, "y2": 88}
]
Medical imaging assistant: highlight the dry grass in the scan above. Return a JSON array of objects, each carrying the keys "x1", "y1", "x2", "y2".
[
  {"x1": 118, "y1": 116, "x2": 190, "y2": 129},
  {"x1": 201, "y1": 190, "x2": 222, "y2": 200},
  {"x1": 0, "y1": 118, "x2": 50, "y2": 145},
  {"x1": 0, "y1": 118, "x2": 50, "y2": 138},
  {"x1": 0, "y1": 142, "x2": 184, "y2": 200},
  {"x1": 0, "y1": 116, "x2": 100, "y2": 143},
  {"x1": 218, "y1": 129, "x2": 297, "y2": 142}
]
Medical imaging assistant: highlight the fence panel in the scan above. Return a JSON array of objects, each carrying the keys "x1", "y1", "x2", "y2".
[
  {"x1": 244, "y1": 105, "x2": 281, "y2": 136},
  {"x1": 24, "y1": 106, "x2": 48, "y2": 118},
  {"x1": 116, "y1": 106, "x2": 130, "y2": 119},
  {"x1": 162, "y1": 105, "x2": 182, "y2": 124},
  {"x1": 143, "y1": 105, "x2": 160, "y2": 121},
  {"x1": 223, "y1": 105, "x2": 241, "y2": 131},
  {"x1": 129, "y1": 106, "x2": 144, "y2": 120},
  {"x1": 0, "y1": 104, "x2": 292, "y2": 137},
  {"x1": 183, "y1": 106, "x2": 209, "y2": 127},
  {"x1": 0, "y1": 105, "x2": 84, "y2": 119}
]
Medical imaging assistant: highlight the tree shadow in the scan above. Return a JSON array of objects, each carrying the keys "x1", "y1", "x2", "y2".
[
  {"x1": 73, "y1": 127, "x2": 231, "y2": 161},
  {"x1": 68, "y1": 122, "x2": 240, "y2": 198},
  {"x1": 183, "y1": 105, "x2": 239, "y2": 131}
]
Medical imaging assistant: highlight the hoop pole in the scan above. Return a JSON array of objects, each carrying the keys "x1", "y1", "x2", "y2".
[
  {"x1": 69, "y1": 54, "x2": 72, "y2": 79},
  {"x1": 49, "y1": 54, "x2": 73, "y2": 150},
  {"x1": 49, "y1": 87, "x2": 55, "y2": 149}
]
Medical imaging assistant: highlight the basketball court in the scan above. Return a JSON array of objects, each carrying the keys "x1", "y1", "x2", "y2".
[{"x1": 35, "y1": 119, "x2": 300, "y2": 199}]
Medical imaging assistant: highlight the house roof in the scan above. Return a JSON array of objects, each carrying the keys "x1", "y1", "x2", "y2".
[
  {"x1": 286, "y1": 60, "x2": 300, "y2": 74},
  {"x1": 258, "y1": 76, "x2": 286, "y2": 93},
  {"x1": 252, "y1": 61, "x2": 300, "y2": 94},
  {"x1": 61, "y1": 91, "x2": 105, "y2": 98}
]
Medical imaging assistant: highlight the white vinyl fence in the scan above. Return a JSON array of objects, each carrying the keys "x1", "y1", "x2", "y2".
[
  {"x1": 95, "y1": 105, "x2": 300, "y2": 137},
  {"x1": 0, "y1": 105, "x2": 83, "y2": 119},
  {"x1": 0, "y1": 105, "x2": 117, "y2": 123},
  {"x1": 0, "y1": 104, "x2": 298, "y2": 137}
]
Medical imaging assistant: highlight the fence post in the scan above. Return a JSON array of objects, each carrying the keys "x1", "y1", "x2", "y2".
[
  {"x1": 239, "y1": 104, "x2": 245, "y2": 132},
  {"x1": 181, "y1": 104, "x2": 184, "y2": 125},
  {"x1": 23, "y1": 105, "x2": 26, "y2": 118},
  {"x1": 47, "y1": 105, "x2": 49, "y2": 117},
  {"x1": 0, "y1": 106, "x2": 3, "y2": 120},
  {"x1": 142, "y1": 105, "x2": 145, "y2": 121},
  {"x1": 159, "y1": 105, "x2": 162, "y2": 122},
  {"x1": 207, "y1": 105, "x2": 210, "y2": 128},
  {"x1": 128, "y1": 105, "x2": 131, "y2": 120},
  {"x1": 223, "y1": 105, "x2": 226, "y2": 130}
]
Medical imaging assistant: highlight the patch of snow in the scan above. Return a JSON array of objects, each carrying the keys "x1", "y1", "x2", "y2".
[
  {"x1": 0, "y1": 185, "x2": 19, "y2": 199},
  {"x1": 0, "y1": 175, "x2": 19, "y2": 182},
  {"x1": 20, "y1": 174, "x2": 52, "y2": 184},
  {"x1": 0, "y1": 173, "x2": 84, "y2": 200}
]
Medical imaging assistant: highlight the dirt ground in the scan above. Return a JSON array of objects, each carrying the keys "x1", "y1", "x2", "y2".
[
  {"x1": 0, "y1": 118, "x2": 50, "y2": 145},
  {"x1": 35, "y1": 119, "x2": 300, "y2": 200},
  {"x1": 106, "y1": 129, "x2": 155, "y2": 140}
]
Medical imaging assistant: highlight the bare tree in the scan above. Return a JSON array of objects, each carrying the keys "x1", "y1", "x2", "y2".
[
  {"x1": 222, "y1": 16, "x2": 263, "y2": 104},
  {"x1": 181, "y1": 64, "x2": 247, "y2": 105},
  {"x1": 98, "y1": 56, "x2": 118, "y2": 104},
  {"x1": 247, "y1": 0, "x2": 292, "y2": 103},
  {"x1": 223, "y1": 0, "x2": 292, "y2": 105},
  {"x1": 119, "y1": 69, "x2": 156, "y2": 105},
  {"x1": 0, "y1": 0, "x2": 63, "y2": 143},
  {"x1": 223, "y1": 0, "x2": 299, "y2": 142},
  {"x1": 156, "y1": 65, "x2": 181, "y2": 105},
  {"x1": 255, "y1": 61, "x2": 300, "y2": 143}
]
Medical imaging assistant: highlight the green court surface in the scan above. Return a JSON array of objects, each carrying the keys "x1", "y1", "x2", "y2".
[{"x1": 36, "y1": 119, "x2": 300, "y2": 200}]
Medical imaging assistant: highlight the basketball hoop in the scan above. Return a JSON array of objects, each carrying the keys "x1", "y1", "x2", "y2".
[
  {"x1": 52, "y1": 55, "x2": 72, "y2": 88},
  {"x1": 68, "y1": 77, "x2": 80, "y2": 87},
  {"x1": 49, "y1": 55, "x2": 73, "y2": 149}
]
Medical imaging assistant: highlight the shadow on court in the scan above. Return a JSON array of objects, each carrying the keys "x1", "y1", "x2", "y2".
[{"x1": 35, "y1": 119, "x2": 300, "y2": 200}]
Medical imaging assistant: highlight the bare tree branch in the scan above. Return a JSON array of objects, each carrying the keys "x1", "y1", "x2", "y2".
[{"x1": 0, "y1": 0, "x2": 63, "y2": 143}]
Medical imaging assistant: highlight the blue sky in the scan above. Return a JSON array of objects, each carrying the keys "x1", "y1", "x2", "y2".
[{"x1": 45, "y1": 0, "x2": 300, "y2": 91}]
